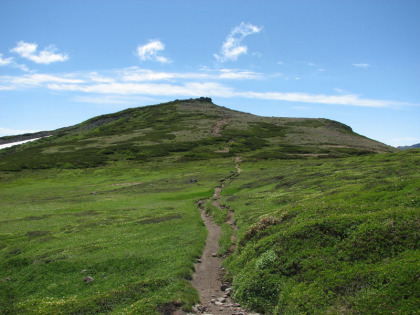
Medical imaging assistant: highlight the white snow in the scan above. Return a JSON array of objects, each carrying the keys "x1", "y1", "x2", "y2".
[{"x1": 0, "y1": 138, "x2": 42, "y2": 150}]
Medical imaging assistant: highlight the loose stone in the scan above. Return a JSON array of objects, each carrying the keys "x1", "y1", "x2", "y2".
[{"x1": 83, "y1": 276, "x2": 94, "y2": 283}]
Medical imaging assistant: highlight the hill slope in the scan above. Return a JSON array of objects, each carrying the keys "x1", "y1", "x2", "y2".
[
  {"x1": 0, "y1": 98, "x2": 395, "y2": 171},
  {"x1": 1, "y1": 98, "x2": 416, "y2": 315},
  {"x1": 398, "y1": 143, "x2": 420, "y2": 150}
]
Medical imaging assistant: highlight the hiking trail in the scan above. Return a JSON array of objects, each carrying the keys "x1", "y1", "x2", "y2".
[{"x1": 175, "y1": 156, "x2": 258, "y2": 315}]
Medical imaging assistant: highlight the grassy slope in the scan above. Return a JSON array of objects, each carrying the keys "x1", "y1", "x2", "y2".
[
  {"x1": 0, "y1": 158, "x2": 235, "y2": 314},
  {"x1": 0, "y1": 99, "x2": 415, "y2": 314},
  {"x1": 0, "y1": 99, "x2": 395, "y2": 172},
  {"x1": 221, "y1": 150, "x2": 420, "y2": 314}
]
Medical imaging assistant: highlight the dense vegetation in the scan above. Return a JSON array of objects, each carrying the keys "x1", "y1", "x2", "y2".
[
  {"x1": 221, "y1": 150, "x2": 419, "y2": 314},
  {"x1": 0, "y1": 99, "x2": 417, "y2": 314}
]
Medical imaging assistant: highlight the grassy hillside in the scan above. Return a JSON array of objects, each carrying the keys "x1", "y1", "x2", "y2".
[
  {"x1": 0, "y1": 98, "x2": 417, "y2": 314},
  {"x1": 0, "y1": 98, "x2": 395, "y2": 172},
  {"x1": 0, "y1": 158, "x2": 235, "y2": 314},
  {"x1": 221, "y1": 150, "x2": 419, "y2": 314}
]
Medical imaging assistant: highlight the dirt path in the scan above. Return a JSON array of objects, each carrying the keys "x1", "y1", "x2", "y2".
[
  {"x1": 211, "y1": 117, "x2": 229, "y2": 137},
  {"x1": 176, "y1": 157, "x2": 258, "y2": 315},
  {"x1": 234, "y1": 157, "x2": 242, "y2": 174}
]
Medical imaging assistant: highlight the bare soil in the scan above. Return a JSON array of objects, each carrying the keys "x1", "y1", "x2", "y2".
[
  {"x1": 211, "y1": 117, "x2": 229, "y2": 137},
  {"x1": 175, "y1": 157, "x2": 258, "y2": 315}
]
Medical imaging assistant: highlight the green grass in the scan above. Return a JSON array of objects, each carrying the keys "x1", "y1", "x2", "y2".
[
  {"x1": 0, "y1": 99, "x2": 414, "y2": 314},
  {"x1": 221, "y1": 150, "x2": 420, "y2": 314},
  {"x1": 0, "y1": 158, "x2": 235, "y2": 314}
]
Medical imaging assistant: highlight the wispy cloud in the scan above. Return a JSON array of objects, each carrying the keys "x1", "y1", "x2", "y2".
[
  {"x1": 2, "y1": 73, "x2": 84, "y2": 87},
  {"x1": 121, "y1": 67, "x2": 262, "y2": 81},
  {"x1": 73, "y1": 95, "x2": 157, "y2": 105},
  {"x1": 48, "y1": 81, "x2": 236, "y2": 98},
  {"x1": 218, "y1": 69, "x2": 262, "y2": 79},
  {"x1": 0, "y1": 53, "x2": 13, "y2": 66},
  {"x1": 11, "y1": 41, "x2": 68, "y2": 64},
  {"x1": 353, "y1": 63, "x2": 370, "y2": 69},
  {"x1": 0, "y1": 68, "x2": 415, "y2": 109},
  {"x1": 88, "y1": 72, "x2": 115, "y2": 83},
  {"x1": 237, "y1": 91, "x2": 405, "y2": 108},
  {"x1": 298, "y1": 61, "x2": 318, "y2": 67},
  {"x1": 214, "y1": 22, "x2": 262, "y2": 62},
  {"x1": 46, "y1": 81, "x2": 410, "y2": 108},
  {"x1": 136, "y1": 40, "x2": 170, "y2": 63},
  {"x1": 0, "y1": 67, "x2": 261, "y2": 91},
  {"x1": 0, "y1": 52, "x2": 29, "y2": 71}
]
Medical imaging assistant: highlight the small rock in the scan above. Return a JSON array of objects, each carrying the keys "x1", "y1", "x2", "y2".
[
  {"x1": 81, "y1": 269, "x2": 87, "y2": 273},
  {"x1": 211, "y1": 253, "x2": 217, "y2": 257},
  {"x1": 221, "y1": 283, "x2": 229, "y2": 291},
  {"x1": 211, "y1": 298, "x2": 216, "y2": 303},
  {"x1": 196, "y1": 259, "x2": 202, "y2": 263},
  {"x1": 83, "y1": 276, "x2": 94, "y2": 283},
  {"x1": 197, "y1": 305, "x2": 207, "y2": 312},
  {"x1": 214, "y1": 301, "x2": 224, "y2": 306}
]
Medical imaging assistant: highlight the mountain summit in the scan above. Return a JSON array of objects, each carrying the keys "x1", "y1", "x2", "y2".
[{"x1": 0, "y1": 98, "x2": 396, "y2": 171}]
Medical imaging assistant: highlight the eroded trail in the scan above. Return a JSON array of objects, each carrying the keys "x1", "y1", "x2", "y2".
[
  {"x1": 211, "y1": 117, "x2": 229, "y2": 137},
  {"x1": 179, "y1": 157, "x2": 258, "y2": 315},
  {"x1": 190, "y1": 203, "x2": 226, "y2": 313}
]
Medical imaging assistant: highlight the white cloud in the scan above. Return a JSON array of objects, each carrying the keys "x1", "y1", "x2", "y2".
[
  {"x1": 237, "y1": 91, "x2": 404, "y2": 108},
  {"x1": 73, "y1": 95, "x2": 157, "y2": 105},
  {"x1": 300, "y1": 61, "x2": 317, "y2": 67},
  {"x1": 0, "y1": 53, "x2": 13, "y2": 66},
  {"x1": 218, "y1": 69, "x2": 262, "y2": 80},
  {"x1": 136, "y1": 40, "x2": 170, "y2": 63},
  {"x1": 0, "y1": 53, "x2": 29, "y2": 71},
  {"x1": 45, "y1": 76, "x2": 410, "y2": 108},
  {"x1": 0, "y1": 67, "x2": 263, "y2": 92},
  {"x1": 122, "y1": 68, "x2": 186, "y2": 81},
  {"x1": 334, "y1": 88, "x2": 348, "y2": 94},
  {"x1": 88, "y1": 72, "x2": 115, "y2": 83},
  {"x1": 5, "y1": 73, "x2": 84, "y2": 87},
  {"x1": 120, "y1": 67, "x2": 262, "y2": 82},
  {"x1": 47, "y1": 81, "x2": 236, "y2": 98},
  {"x1": 214, "y1": 22, "x2": 263, "y2": 62},
  {"x1": 1, "y1": 67, "x2": 415, "y2": 109},
  {"x1": 11, "y1": 41, "x2": 68, "y2": 64},
  {"x1": 353, "y1": 63, "x2": 370, "y2": 69}
]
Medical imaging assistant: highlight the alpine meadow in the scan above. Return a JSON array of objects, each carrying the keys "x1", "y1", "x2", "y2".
[{"x1": 0, "y1": 98, "x2": 419, "y2": 314}]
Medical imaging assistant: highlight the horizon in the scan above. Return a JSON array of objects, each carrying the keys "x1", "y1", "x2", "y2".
[{"x1": 1, "y1": 0, "x2": 419, "y2": 147}]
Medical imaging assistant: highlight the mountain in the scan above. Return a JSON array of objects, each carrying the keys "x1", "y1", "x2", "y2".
[
  {"x1": 0, "y1": 97, "x2": 396, "y2": 171},
  {"x1": 1, "y1": 98, "x2": 416, "y2": 314},
  {"x1": 397, "y1": 143, "x2": 420, "y2": 150}
]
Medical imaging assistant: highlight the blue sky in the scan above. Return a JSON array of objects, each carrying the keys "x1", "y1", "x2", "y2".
[{"x1": 0, "y1": 0, "x2": 419, "y2": 147}]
